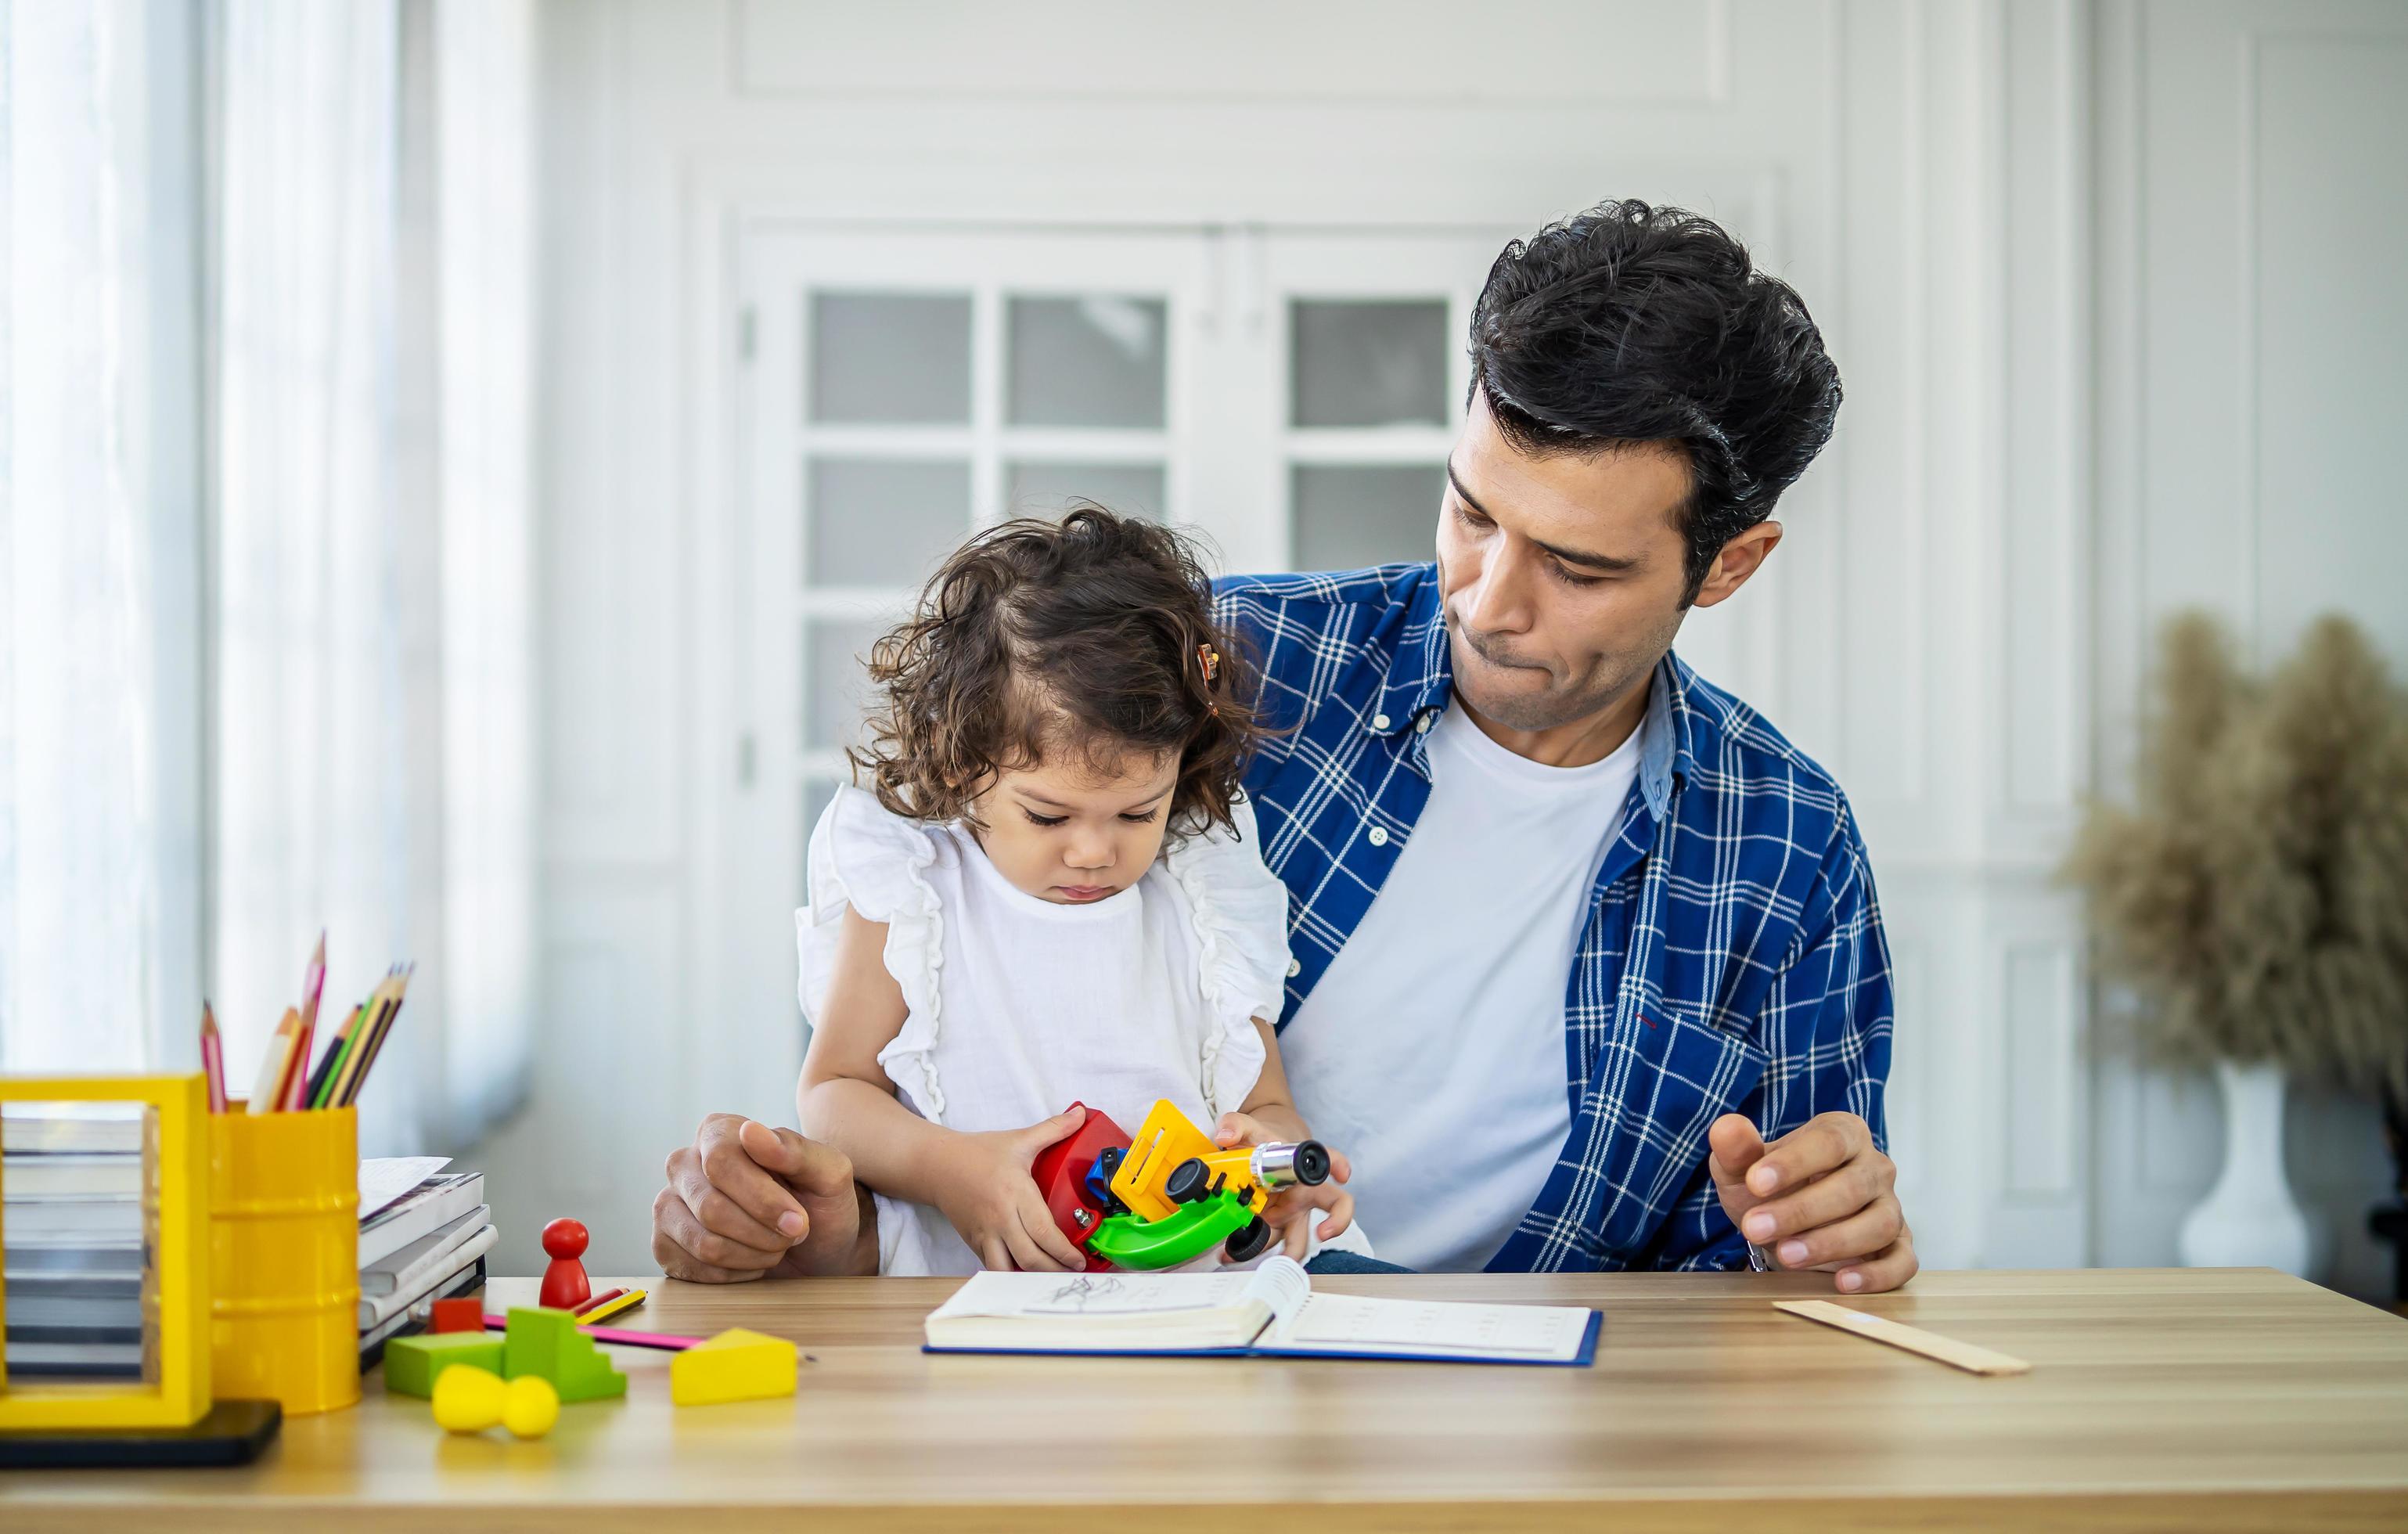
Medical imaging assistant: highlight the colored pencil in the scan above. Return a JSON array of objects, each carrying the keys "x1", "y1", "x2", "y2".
[
  {"x1": 482, "y1": 1314, "x2": 698, "y2": 1352},
  {"x1": 305, "y1": 1001, "x2": 366, "y2": 1110},
  {"x1": 200, "y1": 1003, "x2": 228, "y2": 1114},
  {"x1": 286, "y1": 932, "x2": 327, "y2": 1110},
  {"x1": 572, "y1": 1287, "x2": 628, "y2": 1316},
  {"x1": 576, "y1": 1289, "x2": 646, "y2": 1327},
  {"x1": 317, "y1": 974, "x2": 390, "y2": 1109},
  {"x1": 329, "y1": 969, "x2": 401, "y2": 1108},
  {"x1": 247, "y1": 1007, "x2": 302, "y2": 1115},
  {"x1": 268, "y1": 1004, "x2": 311, "y2": 1111},
  {"x1": 337, "y1": 963, "x2": 413, "y2": 1107}
]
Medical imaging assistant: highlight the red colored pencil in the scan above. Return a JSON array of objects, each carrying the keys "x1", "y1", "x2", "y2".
[
  {"x1": 200, "y1": 1003, "x2": 228, "y2": 1114},
  {"x1": 573, "y1": 1287, "x2": 628, "y2": 1316}
]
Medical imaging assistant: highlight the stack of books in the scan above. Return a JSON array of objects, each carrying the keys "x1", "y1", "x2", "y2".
[
  {"x1": 2, "y1": 1104, "x2": 156, "y2": 1380},
  {"x1": 357, "y1": 1158, "x2": 493, "y2": 1363}
]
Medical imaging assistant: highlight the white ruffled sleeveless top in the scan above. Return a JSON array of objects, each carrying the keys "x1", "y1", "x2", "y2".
[{"x1": 797, "y1": 785, "x2": 1292, "y2": 1277}]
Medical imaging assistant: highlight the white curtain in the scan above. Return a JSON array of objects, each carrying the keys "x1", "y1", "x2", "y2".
[
  {"x1": 430, "y1": 0, "x2": 538, "y2": 1143},
  {"x1": 0, "y1": 0, "x2": 204, "y2": 1073},
  {"x1": 214, "y1": 0, "x2": 533, "y2": 1150}
]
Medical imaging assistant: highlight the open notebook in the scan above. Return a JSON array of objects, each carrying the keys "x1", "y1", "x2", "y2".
[{"x1": 923, "y1": 1257, "x2": 1600, "y2": 1367}]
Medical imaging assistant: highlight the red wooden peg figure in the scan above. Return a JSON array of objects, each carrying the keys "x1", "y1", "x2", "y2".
[{"x1": 538, "y1": 1216, "x2": 592, "y2": 1311}]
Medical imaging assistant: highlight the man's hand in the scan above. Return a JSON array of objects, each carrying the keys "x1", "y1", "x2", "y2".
[
  {"x1": 1708, "y1": 1111, "x2": 1916, "y2": 1293},
  {"x1": 1215, "y1": 1111, "x2": 1355, "y2": 1262},
  {"x1": 931, "y1": 1106, "x2": 1095, "y2": 1273},
  {"x1": 653, "y1": 1114, "x2": 876, "y2": 1281}
]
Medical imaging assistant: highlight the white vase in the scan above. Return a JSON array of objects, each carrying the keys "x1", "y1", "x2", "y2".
[{"x1": 2177, "y1": 1060, "x2": 2312, "y2": 1277}]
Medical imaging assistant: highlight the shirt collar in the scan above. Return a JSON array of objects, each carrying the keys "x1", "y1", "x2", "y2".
[
  {"x1": 1636, "y1": 651, "x2": 1695, "y2": 819},
  {"x1": 1370, "y1": 575, "x2": 1696, "y2": 816}
]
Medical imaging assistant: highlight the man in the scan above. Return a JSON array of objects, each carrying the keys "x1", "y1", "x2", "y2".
[{"x1": 654, "y1": 200, "x2": 1913, "y2": 1291}]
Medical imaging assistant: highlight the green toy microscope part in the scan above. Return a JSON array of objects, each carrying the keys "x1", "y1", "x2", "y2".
[{"x1": 1085, "y1": 1188, "x2": 1257, "y2": 1269}]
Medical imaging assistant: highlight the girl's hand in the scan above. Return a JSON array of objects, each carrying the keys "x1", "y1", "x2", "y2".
[
  {"x1": 1263, "y1": 1180, "x2": 1354, "y2": 1262},
  {"x1": 1214, "y1": 1111, "x2": 1355, "y2": 1261},
  {"x1": 931, "y1": 1105, "x2": 1093, "y2": 1273}
]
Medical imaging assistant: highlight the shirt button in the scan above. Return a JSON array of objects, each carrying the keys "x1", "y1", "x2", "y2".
[
  {"x1": 1372, "y1": 712, "x2": 1391, "y2": 731},
  {"x1": 1286, "y1": 959, "x2": 1302, "y2": 978},
  {"x1": 1415, "y1": 712, "x2": 1433, "y2": 733},
  {"x1": 1366, "y1": 826, "x2": 1389, "y2": 847}
]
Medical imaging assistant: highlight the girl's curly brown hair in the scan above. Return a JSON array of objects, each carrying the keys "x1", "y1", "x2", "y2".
[{"x1": 848, "y1": 506, "x2": 1269, "y2": 841}]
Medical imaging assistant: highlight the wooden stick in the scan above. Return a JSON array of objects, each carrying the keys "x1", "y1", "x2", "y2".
[{"x1": 1773, "y1": 1299, "x2": 2032, "y2": 1376}]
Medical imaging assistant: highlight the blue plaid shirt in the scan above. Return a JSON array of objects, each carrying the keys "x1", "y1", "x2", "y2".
[{"x1": 1215, "y1": 564, "x2": 1894, "y2": 1273}]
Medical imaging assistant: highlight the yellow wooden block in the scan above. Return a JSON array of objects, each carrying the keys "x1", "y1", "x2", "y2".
[{"x1": 670, "y1": 1327, "x2": 798, "y2": 1406}]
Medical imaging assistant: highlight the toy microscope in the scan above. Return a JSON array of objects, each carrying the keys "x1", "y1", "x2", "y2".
[{"x1": 1031, "y1": 1099, "x2": 1334, "y2": 1271}]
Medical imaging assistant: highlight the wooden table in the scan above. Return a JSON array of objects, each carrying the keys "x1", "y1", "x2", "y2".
[{"x1": 5, "y1": 1268, "x2": 2406, "y2": 1530}]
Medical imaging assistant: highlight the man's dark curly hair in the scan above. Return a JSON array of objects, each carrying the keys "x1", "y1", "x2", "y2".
[
  {"x1": 848, "y1": 506, "x2": 1266, "y2": 840},
  {"x1": 1469, "y1": 199, "x2": 1841, "y2": 599}
]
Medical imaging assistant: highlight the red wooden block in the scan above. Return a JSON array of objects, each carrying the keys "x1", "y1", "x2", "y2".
[
  {"x1": 1029, "y1": 1102, "x2": 1129, "y2": 1273},
  {"x1": 429, "y1": 1297, "x2": 484, "y2": 1334}
]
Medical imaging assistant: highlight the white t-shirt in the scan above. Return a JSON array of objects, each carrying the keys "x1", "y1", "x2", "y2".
[
  {"x1": 1278, "y1": 700, "x2": 1641, "y2": 1272},
  {"x1": 798, "y1": 787, "x2": 1326, "y2": 1277}
]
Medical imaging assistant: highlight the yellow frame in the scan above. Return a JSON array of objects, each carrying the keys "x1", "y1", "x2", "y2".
[{"x1": 0, "y1": 1075, "x2": 211, "y2": 1428}]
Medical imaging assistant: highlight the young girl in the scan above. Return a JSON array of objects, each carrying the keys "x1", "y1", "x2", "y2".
[{"x1": 794, "y1": 506, "x2": 1359, "y2": 1276}]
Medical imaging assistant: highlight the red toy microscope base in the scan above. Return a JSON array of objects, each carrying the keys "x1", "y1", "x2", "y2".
[{"x1": 1028, "y1": 1103, "x2": 1129, "y2": 1273}]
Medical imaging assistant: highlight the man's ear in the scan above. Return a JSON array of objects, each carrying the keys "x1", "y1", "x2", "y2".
[{"x1": 1690, "y1": 521, "x2": 1784, "y2": 609}]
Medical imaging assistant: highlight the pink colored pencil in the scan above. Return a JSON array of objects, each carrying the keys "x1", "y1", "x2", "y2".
[
  {"x1": 481, "y1": 1313, "x2": 700, "y2": 1351},
  {"x1": 200, "y1": 1003, "x2": 228, "y2": 1114}
]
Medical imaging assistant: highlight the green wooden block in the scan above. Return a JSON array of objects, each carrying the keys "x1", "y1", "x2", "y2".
[
  {"x1": 553, "y1": 1358, "x2": 628, "y2": 1403},
  {"x1": 382, "y1": 1332, "x2": 504, "y2": 1399},
  {"x1": 501, "y1": 1305, "x2": 626, "y2": 1403}
]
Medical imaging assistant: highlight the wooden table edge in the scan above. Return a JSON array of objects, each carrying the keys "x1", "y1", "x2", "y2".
[{"x1": 7, "y1": 1487, "x2": 2408, "y2": 1532}]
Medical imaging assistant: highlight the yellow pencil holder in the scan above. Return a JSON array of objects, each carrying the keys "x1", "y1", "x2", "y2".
[{"x1": 209, "y1": 1104, "x2": 360, "y2": 1414}]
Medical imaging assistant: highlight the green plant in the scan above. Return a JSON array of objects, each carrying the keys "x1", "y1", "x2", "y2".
[{"x1": 2064, "y1": 612, "x2": 2408, "y2": 1104}]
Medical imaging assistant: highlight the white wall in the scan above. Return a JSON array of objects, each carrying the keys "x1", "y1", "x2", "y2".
[
  {"x1": 495, "y1": 0, "x2": 2399, "y2": 1292},
  {"x1": 2090, "y1": 0, "x2": 2408, "y2": 1297}
]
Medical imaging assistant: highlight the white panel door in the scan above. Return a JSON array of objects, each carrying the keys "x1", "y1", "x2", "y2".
[
  {"x1": 1251, "y1": 230, "x2": 1492, "y2": 576},
  {"x1": 716, "y1": 227, "x2": 1216, "y2": 1125}
]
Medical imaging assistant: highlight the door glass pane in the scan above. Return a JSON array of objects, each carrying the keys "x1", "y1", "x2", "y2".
[
  {"x1": 1291, "y1": 464, "x2": 1443, "y2": 571},
  {"x1": 1002, "y1": 461, "x2": 1167, "y2": 521},
  {"x1": 807, "y1": 458, "x2": 971, "y2": 587},
  {"x1": 1290, "y1": 299, "x2": 1449, "y2": 428},
  {"x1": 804, "y1": 618, "x2": 888, "y2": 753},
  {"x1": 810, "y1": 292, "x2": 971, "y2": 424},
  {"x1": 1007, "y1": 296, "x2": 1167, "y2": 428}
]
